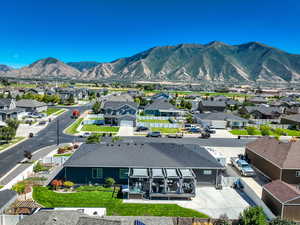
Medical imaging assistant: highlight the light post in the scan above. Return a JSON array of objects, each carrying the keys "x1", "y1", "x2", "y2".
[{"x1": 57, "y1": 118, "x2": 60, "y2": 146}]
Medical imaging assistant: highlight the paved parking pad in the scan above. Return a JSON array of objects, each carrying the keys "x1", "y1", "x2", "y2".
[{"x1": 124, "y1": 186, "x2": 250, "y2": 219}]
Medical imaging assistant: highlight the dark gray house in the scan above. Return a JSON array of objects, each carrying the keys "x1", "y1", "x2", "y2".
[
  {"x1": 102, "y1": 101, "x2": 138, "y2": 127},
  {"x1": 198, "y1": 100, "x2": 226, "y2": 113},
  {"x1": 0, "y1": 189, "x2": 17, "y2": 214},
  {"x1": 239, "y1": 106, "x2": 282, "y2": 119},
  {"x1": 58, "y1": 142, "x2": 224, "y2": 200},
  {"x1": 151, "y1": 92, "x2": 172, "y2": 101},
  {"x1": 144, "y1": 99, "x2": 183, "y2": 117}
]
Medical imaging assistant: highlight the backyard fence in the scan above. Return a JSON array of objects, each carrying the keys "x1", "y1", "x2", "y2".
[
  {"x1": 251, "y1": 124, "x2": 290, "y2": 129},
  {"x1": 86, "y1": 114, "x2": 104, "y2": 119},
  {"x1": 137, "y1": 122, "x2": 182, "y2": 128},
  {"x1": 250, "y1": 119, "x2": 280, "y2": 124},
  {"x1": 41, "y1": 156, "x2": 70, "y2": 165}
]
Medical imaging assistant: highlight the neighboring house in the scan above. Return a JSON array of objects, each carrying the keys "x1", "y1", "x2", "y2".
[
  {"x1": 213, "y1": 95, "x2": 229, "y2": 102},
  {"x1": 144, "y1": 99, "x2": 183, "y2": 117},
  {"x1": 56, "y1": 142, "x2": 224, "y2": 200},
  {"x1": 239, "y1": 106, "x2": 282, "y2": 119},
  {"x1": 281, "y1": 114, "x2": 300, "y2": 128},
  {"x1": 102, "y1": 101, "x2": 138, "y2": 127},
  {"x1": 27, "y1": 88, "x2": 45, "y2": 95},
  {"x1": 284, "y1": 107, "x2": 300, "y2": 115},
  {"x1": 262, "y1": 180, "x2": 300, "y2": 222},
  {"x1": 0, "y1": 98, "x2": 26, "y2": 121},
  {"x1": 151, "y1": 92, "x2": 173, "y2": 101},
  {"x1": 247, "y1": 96, "x2": 268, "y2": 105},
  {"x1": 56, "y1": 88, "x2": 79, "y2": 104},
  {"x1": 245, "y1": 137, "x2": 300, "y2": 184},
  {"x1": 0, "y1": 189, "x2": 17, "y2": 214},
  {"x1": 198, "y1": 100, "x2": 226, "y2": 113},
  {"x1": 107, "y1": 93, "x2": 134, "y2": 102},
  {"x1": 193, "y1": 112, "x2": 248, "y2": 129},
  {"x1": 16, "y1": 99, "x2": 48, "y2": 113}
]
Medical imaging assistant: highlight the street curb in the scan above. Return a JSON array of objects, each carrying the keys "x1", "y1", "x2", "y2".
[{"x1": 0, "y1": 137, "x2": 28, "y2": 155}]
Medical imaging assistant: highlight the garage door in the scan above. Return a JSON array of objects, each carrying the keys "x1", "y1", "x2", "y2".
[
  {"x1": 120, "y1": 120, "x2": 134, "y2": 127},
  {"x1": 211, "y1": 120, "x2": 227, "y2": 129}
]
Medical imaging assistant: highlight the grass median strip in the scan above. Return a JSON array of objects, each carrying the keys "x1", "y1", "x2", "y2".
[
  {"x1": 65, "y1": 118, "x2": 84, "y2": 134},
  {"x1": 0, "y1": 137, "x2": 25, "y2": 152},
  {"x1": 150, "y1": 127, "x2": 180, "y2": 134},
  {"x1": 230, "y1": 128, "x2": 300, "y2": 136},
  {"x1": 33, "y1": 186, "x2": 208, "y2": 218},
  {"x1": 43, "y1": 108, "x2": 61, "y2": 116},
  {"x1": 81, "y1": 124, "x2": 119, "y2": 133}
]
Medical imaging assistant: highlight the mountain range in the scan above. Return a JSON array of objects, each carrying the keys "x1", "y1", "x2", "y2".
[{"x1": 1, "y1": 41, "x2": 300, "y2": 83}]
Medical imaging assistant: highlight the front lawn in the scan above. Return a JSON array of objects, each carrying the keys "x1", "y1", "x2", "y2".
[
  {"x1": 151, "y1": 127, "x2": 180, "y2": 134},
  {"x1": 43, "y1": 108, "x2": 61, "y2": 116},
  {"x1": 33, "y1": 186, "x2": 208, "y2": 218},
  {"x1": 0, "y1": 137, "x2": 25, "y2": 152},
  {"x1": 230, "y1": 128, "x2": 300, "y2": 136},
  {"x1": 82, "y1": 125, "x2": 119, "y2": 133},
  {"x1": 138, "y1": 119, "x2": 170, "y2": 124},
  {"x1": 65, "y1": 118, "x2": 83, "y2": 134},
  {"x1": 53, "y1": 153, "x2": 73, "y2": 157}
]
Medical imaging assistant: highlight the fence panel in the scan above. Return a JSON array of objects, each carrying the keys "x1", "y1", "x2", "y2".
[{"x1": 0, "y1": 215, "x2": 25, "y2": 225}]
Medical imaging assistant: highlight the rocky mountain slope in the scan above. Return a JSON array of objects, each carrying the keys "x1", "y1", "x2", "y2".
[{"x1": 2, "y1": 42, "x2": 300, "y2": 82}]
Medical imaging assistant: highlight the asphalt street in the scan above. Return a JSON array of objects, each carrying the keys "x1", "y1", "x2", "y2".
[
  {"x1": 0, "y1": 105, "x2": 89, "y2": 178},
  {"x1": 0, "y1": 103, "x2": 253, "y2": 179}
]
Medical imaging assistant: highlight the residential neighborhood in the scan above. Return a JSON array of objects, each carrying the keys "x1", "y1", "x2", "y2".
[{"x1": 0, "y1": 81, "x2": 299, "y2": 225}]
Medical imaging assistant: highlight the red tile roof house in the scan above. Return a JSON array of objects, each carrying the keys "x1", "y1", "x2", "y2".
[
  {"x1": 245, "y1": 137, "x2": 300, "y2": 184},
  {"x1": 262, "y1": 180, "x2": 300, "y2": 222}
]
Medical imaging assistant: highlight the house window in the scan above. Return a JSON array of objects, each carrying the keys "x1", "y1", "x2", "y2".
[
  {"x1": 119, "y1": 168, "x2": 129, "y2": 179},
  {"x1": 296, "y1": 171, "x2": 300, "y2": 177},
  {"x1": 92, "y1": 168, "x2": 103, "y2": 179},
  {"x1": 203, "y1": 170, "x2": 212, "y2": 175}
]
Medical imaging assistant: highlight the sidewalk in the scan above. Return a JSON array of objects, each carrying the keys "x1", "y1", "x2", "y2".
[{"x1": 0, "y1": 144, "x2": 68, "y2": 186}]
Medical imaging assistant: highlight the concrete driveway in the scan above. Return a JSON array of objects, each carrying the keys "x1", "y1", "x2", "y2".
[
  {"x1": 211, "y1": 129, "x2": 236, "y2": 139},
  {"x1": 178, "y1": 186, "x2": 250, "y2": 219},
  {"x1": 118, "y1": 126, "x2": 134, "y2": 136}
]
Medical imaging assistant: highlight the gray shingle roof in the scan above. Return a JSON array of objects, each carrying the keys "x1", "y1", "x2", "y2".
[
  {"x1": 106, "y1": 216, "x2": 174, "y2": 225},
  {"x1": 64, "y1": 142, "x2": 223, "y2": 169},
  {"x1": 144, "y1": 99, "x2": 179, "y2": 111},
  {"x1": 281, "y1": 114, "x2": 300, "y2": 123},
  {"x1": 16, "y1": 99, "x2": 47, "y2": 108},
  {"x1": 200, "y1": 100, "x2": 226, "y2": 107},
  {"x1": 194, "y1": 112, "x2": 248, "y2": 122},
  {"x1": 103, "y1": 101, "x2": 138, "y2": 110},
  {"x1": 244, "y1": 106, "x2": 282, "y2": 115},
  {"x1": 0, "y1": 98, "x2": 13, "y2": 107},
  {"x1": 108, "y1": 94, "x2": 134, "y2": 102}
]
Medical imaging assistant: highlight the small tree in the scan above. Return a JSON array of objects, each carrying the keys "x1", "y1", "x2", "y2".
[
  {"x1": 33, "y1": 162, "x2": 48, "y2": 173},
  {"x1": 92, "y1": 101, "x2": 102, "y2": 114},
  {"x1": 105, "y1": 177, "x2": 116, "y2": 187},
  {"x1": 269, "y1": 218, "x2": 297, "y2": 225},
  {"x1": 214, "y1": 214, "x2": 231, "y2": 225},
  {"x1": 260, "y1": 125, "x2": 271, "y2": 136},
  {"x1": 51, "y1": 179, "x2": 63, "y2": 190},
  {"x1": 239, "y1": 207, "x2": 267, "y2": 225},
  {"x1": 12, "y1": 182, "x2": 26, "y2": 194},
  {"x1": 186, "y1": 114, "x2": 194, "y2": 124},
  {"x1": 86, "y1": 134, "x2": 101, "y2": 144}
]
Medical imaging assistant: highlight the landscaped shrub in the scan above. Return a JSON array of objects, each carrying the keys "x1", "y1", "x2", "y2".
[
  {"x1": 269, "y1": 218, "x2": 297, "y2": 225},
  {"x1": 33, "y1": 162, "x2": 49, "y2": 173},
  {"x1": 260, "y1": 125, "x2": 271, "y2": 136},
  {"x1": 51, "y1": 179, "x2": 63, "y2": 190},
  {"x1": 274, "y1": 128, "x2": 287, "y2": 136},
  {"x1": 75, "y1": 185, "x2": 115, "y2": 192},
  {"x1": 12, "y1": 182, "x2": 26, "y2": 194},
  {"x1": 57, "y1": 145, "x2": 73, "y2": 154},
  {"x1": 86, "y1": 134, "x2": 101, "y2": 144},
  {"x1": 105, "y1": 177, "x2": 116, "y2": 187},
  {"x1": 239, "y1": 206, "x2": 267, "y2": 225},
  {"x1": 213, "y1": 214, "x2": 231, "y2": 225},
  {"x1": 63, "y1": 181, "x2": 74, "y2": 188},
  {"x1": 245, "y1": 126, "x2": 256, "y2": 135}
]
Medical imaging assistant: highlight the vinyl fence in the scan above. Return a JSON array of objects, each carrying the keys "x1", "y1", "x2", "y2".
[
  {"x1": 138, "y1": 116, "x2": 185, "y2": 120},
  {"x1": 86, "y1": 114, "x2": 104, "y2": 119},
  {"x1": 251, "y1": 124, "x2": 290, "y2": 129},
  {"x1": 41, "y1": 156, "x2": 70, "y2": 165},
  {"x1": 137, "y1": 122, "x2": 182, "y2": 128},
  {"x1": 250, "y1": 119, "x2": 280, "y2": 124}
]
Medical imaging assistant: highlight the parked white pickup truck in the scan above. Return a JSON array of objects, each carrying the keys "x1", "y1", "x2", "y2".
[{"x1": 230, "y1": 157, "x2": 255, "y2": 177}]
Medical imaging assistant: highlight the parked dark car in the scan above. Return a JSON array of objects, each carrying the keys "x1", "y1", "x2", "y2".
[
  {"x1": 198, "y1": 132, "x2": 210, "y2": 139},
  {"x1": 204, "y1": 128, "x2": 216, "y2": 134},
  {"x1": 146, "y1": 131, "x2": 162, "y2": 138},
  {"x1": 136, "y1": 126, "x2": 149, "y2": 132},
  {"x1": 29, "y1": 132, "x2": 34, "y2": 138},
  {"x1": 189, "y1": 127, "x2": 201, "y2": 133},
  {"x1": 167, "y1": 133, "x2": 183, "y2": 138}
]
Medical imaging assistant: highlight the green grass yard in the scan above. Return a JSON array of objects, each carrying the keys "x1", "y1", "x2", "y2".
[
  {"x1": 43, "y1": 108, "x2": 61, "y2": 116},
  {"x1": 151, "y1": 127, "x2": 180, "y2": 134},
  {"x1": 0, "y1": 137, "x2": 25, "y2": 152},
  {"x1": 82, "y1": 124, "x2": 119, "y2": 133},
  {"x1": 65, "y1": 118, "x2": 84, "y2": 134},
  {"x1": 230, "y1": 128, "x2": 300, "y2": 136},
  {"x1": 138, "y1": 119, "x2": 170, "y2": 124},
  {"x1": 33, "y1": 187, "x2": 208, "y2": 218},
  {"x1": 53, "y1": 153, "x2": 73, "y2": 157}
]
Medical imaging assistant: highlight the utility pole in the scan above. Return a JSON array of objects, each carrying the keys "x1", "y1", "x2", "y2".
[{"x1": 57, "y1": 118, "x2": 60, "y2": 146}]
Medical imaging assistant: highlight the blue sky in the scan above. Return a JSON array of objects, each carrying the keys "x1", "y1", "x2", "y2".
[{"x1": 0, "y1": 0, "x2": 299, "y2": 68}]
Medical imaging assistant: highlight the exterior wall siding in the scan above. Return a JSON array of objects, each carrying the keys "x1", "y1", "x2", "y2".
[
  {"x1": 62, "y1": 167, "x2": 128, "y2": 185},
  {"x1": 283, "y1": 205, "x2": 300, "y2": 222},
  {"x1": 262, "y1": 190, "x2": 283, "y2": 217},
  {"x1": 245, "y1": 149, "x2": 281, "y2": 180},
  {"x1": 281, "y1": 169, "x2": 300, "y2": 184},
  {"x1": 193, "y1": 169, "x2": 217, "y2": 185}
]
